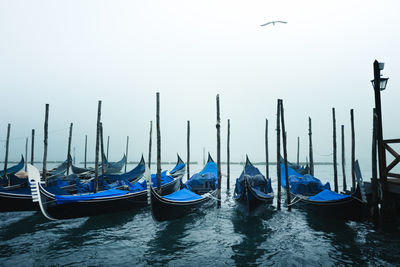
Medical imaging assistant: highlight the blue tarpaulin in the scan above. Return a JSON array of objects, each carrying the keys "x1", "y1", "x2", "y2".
[
  {"x1": 55, "y1": 189, "x2": 128, "y2": 204},
  {"x1": 163, "y1": 188, "x2": 202, "y2": 201},
  {"x1": 309, "y1": 189, "x2": 351, "y2": 201}
]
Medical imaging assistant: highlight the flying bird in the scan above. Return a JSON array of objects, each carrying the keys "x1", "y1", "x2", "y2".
[{"x1": 260, "y1": 21, "x2": 288, "y2": 26}]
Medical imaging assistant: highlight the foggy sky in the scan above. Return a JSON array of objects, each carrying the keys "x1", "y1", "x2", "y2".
[{"x1": 0, "y1": 0, "x2": 399, "y2": 173}]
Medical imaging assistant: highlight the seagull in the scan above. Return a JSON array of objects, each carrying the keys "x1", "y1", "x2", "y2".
[{"x1": 260, "y1": 21, "x2": 287, "y2": 26}]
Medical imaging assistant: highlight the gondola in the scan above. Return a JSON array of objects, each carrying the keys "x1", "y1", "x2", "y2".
[
  {"x1": 150, "y1": 153, "x2": 218, "y2": 221},
  {"x1": 0, "y1": 155, "x2": 25, "y2": 182},
  {"x1": 70, "y1": 154, "x2": 126, "y2": 175},
  {"x1": 234, "y1": 156, "x2": 274, "y2": 212},
  {"x1": 28, "y1": 155, "x2": 185, "y2": 220},
  {"x1": 280, "y1": 161, "x2": 368, "y2": 221},
  {"x1": 280, "y1": 156, "x2": 310, "y2": 175}
]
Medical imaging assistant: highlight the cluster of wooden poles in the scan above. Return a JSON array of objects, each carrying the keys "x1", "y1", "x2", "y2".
[{"x1": 1, "y1": 93, "x2": 359, "y2": 211}]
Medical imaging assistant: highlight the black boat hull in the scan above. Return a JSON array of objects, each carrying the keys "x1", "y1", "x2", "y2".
[
  {"x1": 39, "y1": 176, "x2": 181, "y2": 220},
  {"x1": 235, "y1": 178, "x2": 273, "y2": 212},
  {"x1": 0, "y1": 189, "x2": 37, "y2": 212},
  {"x1": 150, "y1": 186, "x2": 217, "y2": 221}
]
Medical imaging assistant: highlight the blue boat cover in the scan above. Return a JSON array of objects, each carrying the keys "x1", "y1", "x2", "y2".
[
  {"x1": 163, "y1": 188, "x2": 202, "y2": 201},
  {"x1": 234, "y1": 159, "x2": 273, "y2": 200},
  {"x1": 309, "y1": 189, "x2": 351, "y2": 201},
  {"x1": 0, "y1": 156, "x2": 24, "y2": 177},
  {"x1": 185, "y1": 161, "x2": 218, "y2": 191},
  {"x1": 280, "y1": 164, "x2": 330, "y2": 195},
  {"x1": 170, "y1": 163, "x2": 185, "y2": 174},
  {"x1": 102, "y1": 159, "x2": 145, "y2": 183},
  {"x1": 55, "y1": 189, "x2": 128, "y2": 204}
]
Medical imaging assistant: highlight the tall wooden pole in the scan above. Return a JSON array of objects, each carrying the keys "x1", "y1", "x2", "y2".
[
  {"x1": 4, "y1": 124, "x2": 10, "y2": 185},
  {"x1": 308, "y1": 117, "x2": 314, "y2": 176},
  {"x1": 187, "y1": 120, "x2": 190, "y2": 181},
  {"x1": 371, "y1": 108, "x2": 379, "y2": 225},
  {"x1": 227, "y1": 119, "x2": 231, "y2": 189},
  {"x1": 106, "y1": 136, "x2": 110, "y2": 160},
  {"x1": 350, "y1": 109, "x2": 355, "y2": 191},
  {"x1": 297, "y1": 136, "x2": 300, "y2": 166},
  {"x1": 203, "y1": 147, "x2": 205, "y2": 166},
  {"x1": 43, "y1": 104, "x2": 49, "y2": 185},
  {"x1": 100, "y1": 123, "x2": 105, "y2": 177},
  {"x1": 73, "y1": 147, "x2": 76, "y2": 164},
  {"x1": 125, "y1": 136, "x2": 129, "y2": 173},
  {"x1": 156, "y1": 92, "x2": 162, "y2": 194},
  {"x1": 265, "y1": 119, "x2": 269, "y2": 179},
  {"x1": 31, "y1": 129, "x2": 35, "y2": 165},
  {"x1": 25, "y1": 137, "x2": 28, "y2": 171},
  {"x1": 148, "y1": 121, "x2": 153, "y2": 169},
  {"x1": 94, "y1": 100, "x2": 102, "y2": 193},
  {"x1": 84, "y1": 135, "x2": 87, "y2": 168},
  {"x1": 332, "y1": 108, "x2": 338, "y2": 192},
  {"x1": 66, "y1": 123, "x2": 73, "y2": 176},
  {"x1": 341, "y1": 125, "x2": 347, "y2": 191},
  {"x1": 216, "y1": 94, "x2": 222, "y2": 207},
  {"x1": 280, "y1": 100, "x2": 291, "y2": 210},
  {"x1": 276, "y1": 100, "x2": 281, "y2": 210}
]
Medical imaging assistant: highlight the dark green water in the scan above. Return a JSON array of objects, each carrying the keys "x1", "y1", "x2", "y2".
[{"x1": 1, "y1": 164, "x2": 400, "y2": 266}]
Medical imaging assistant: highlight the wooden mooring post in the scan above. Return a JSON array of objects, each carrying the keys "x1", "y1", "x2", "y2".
[
  {"x1": 4, "y1": 124, "x2": 10, "y2": 185},
  {"x1": 66, "y1": 123, "x2": 73, "y2": 176},
  {"x1": 332, "y1": 108, "x2": 338, "y2": 192},
  {"x1": 187, "y1": 120, "x2": 190, "y2": 181},
  {"x1": 276, "y1": 100, "x2": 281, "y2": 210},
  {"x1": 25, "y1": 137, "x2": 28, "y2": 171},
  {"x1": 148, "y1": 121, "x2": 153, "y2": 169},
  {"x1": 100, "y1": 123, "x2": 105, "y2": 177},
  {"x1": 265, "y1": 119, "x2": 269, "y2": 179},
  {"x1": 43, "y1": 104, "x2": 49, "y2": 185},
  {"x1": 84, "y1": 135, "x2": 87, "y2": 168},
  {"x1": 94, "y1": 100, "x2": 102, "y2": 193},
  {"x1": 227, "y1": 119, "x2": 230, "y2": 189},
  {"x1": 308, "y1": 117, "x2": 314, "y2": 176},
  {"x1": 341, "y1": 125, "x2": 347, "y2": 192},
  {"x1": 156, "y1": 92, "x2": 162, "y2": 194},
  {"x1": 350, "y1": 109, "x2": 355, "y2": 191},
  {"x1": 216, "y1": 94, "x2": 222, "y2": 207},
  {"x1": 280, "y1": 100, "x2": 291, "y2": 210},
  {"x1": 106, "y1": 136, "x2": 110, "y2": 160},
  {"x1": 31, "y1": 129, "x2": 35, "y2": 165},
  {"x1": 297, "y1": 136, "x2": 300, "y2": 166},
  {"x1": 125, "y1": 136, "x2": 129, "y2": 173}
]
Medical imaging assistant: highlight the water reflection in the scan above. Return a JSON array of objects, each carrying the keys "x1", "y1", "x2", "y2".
[{"x1": 230, "y1": 207, "x2": 274, "y2": 266}]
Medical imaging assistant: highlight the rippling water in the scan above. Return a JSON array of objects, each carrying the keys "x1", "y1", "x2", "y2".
[{"x1": 1, "y1": 163, "x2": 400, "y2": 266}]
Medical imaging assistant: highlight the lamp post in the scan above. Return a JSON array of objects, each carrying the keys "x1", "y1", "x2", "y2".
[{"x1": 372, "y1": 60, "x2": 389, "y2": 190}]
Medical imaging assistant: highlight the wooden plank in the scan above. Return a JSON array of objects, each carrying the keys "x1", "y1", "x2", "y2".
[
  {"x1": 387, "y1": 173, "x2": 400, "y2": 179},
  {"x1": 384, "y1": 143, "x2": 399, "y2": 158},
  {"x1": 383, "y1": 138, "x2": 400, "y2": 144}
]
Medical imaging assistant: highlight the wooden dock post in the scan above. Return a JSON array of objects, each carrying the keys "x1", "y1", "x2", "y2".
[
  {"x1": 203, "y1": 147, "x2": 205, "y2": 166},
  {"x1": 227, "y1": 119, "x2": 231, "y2": 189},
  {"x1": 66, "y1": 123, "x2": 73, "y2": 176},
  {"x1": 297, "y1": 136, "x2": 300, "y2": 166},
  {"x1": 308, "y1": 117, "x2": 314, "y2": 176},
  {"x1": 100, "y1": 123, "x2": 105, "y2": 177},
  {"x1": 280, "y1": 100, "x2": 291, "y2": 210},
  {"x1": 371, "y1": 108, "x2": 379, "y2": 225},
  {"x1": 43, "y1": 104, "x2": 49, "y2": 185},
  {"x1": 73, "y1": 147, "x2": 76, "y2": 164},
  {"x1": 4, "y1": 124, "x2": 10, "y2": 184},
  {"x1": 25, "y1": 137, "x2": 28, "y2": 171},
  {"x1": 187, "y1": 120, "x2": 190, "y2": 181},
  {"x1": 216, "y1": 94, "x2": 222, "y2": 207},
  {"x1": 31, "y1": 129, "x2": 35, "y2": 165},
  {"x1": 148, "y1": 121, "x2": 153, "y2": 169},
  {"x1": 84, "y1": 135, "x2": 87, "y2": 168},
  {"x1": 332, "y1": 108, "x2": 338, "y2": 192},
  {"x1": 94, "y1": 100, "x2": 102, "y2": 193},
  {"x1": 276, "y1": 100, "x2": 282, "y2": 210},
  {"x1": 125, "y1": 136, "x2": 129, "y2": 173},
  {"x1": 350, "y1": 109, "x2": 355, "y2": 191},
  {"x1": 265, "y1": 119, "x2": 269, "y2": 179},
  {"x1": 341, "y1": 125, "x2": 347, "y2": 191},
  {"x1": 156, "y1": 92, "x2": 162, "y2": 194},
  {"x1": 106, "y1": 136, "x2": 110, "y2": 160}
]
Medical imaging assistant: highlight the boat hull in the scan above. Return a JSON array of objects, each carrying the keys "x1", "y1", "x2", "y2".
[
  {"x1": 39, "y1": 176, "x2": 181, "y2": 220},
  {"x1": 150, "y1": 186, "x2": 217, "y2": 221},
  {"x1": 0, "y1": 187, "x2": 38, "y2": 212}
]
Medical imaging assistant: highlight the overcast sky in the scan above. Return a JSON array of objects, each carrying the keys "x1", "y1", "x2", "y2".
[{"x1": 0, "y1": 0, "x2": 399, "y2": 172}]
